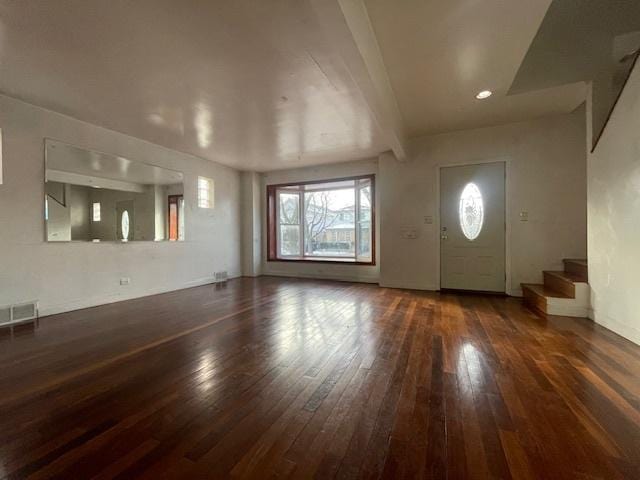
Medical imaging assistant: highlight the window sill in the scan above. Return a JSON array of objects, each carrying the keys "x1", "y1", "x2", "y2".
[{"x1": 269, "y1": 257, "x2": 375, "y2": 266}]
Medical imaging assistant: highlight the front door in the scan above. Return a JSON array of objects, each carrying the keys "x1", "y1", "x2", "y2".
[{"x1": 440, "y1": 162, "x2": 505, "y2": 292}]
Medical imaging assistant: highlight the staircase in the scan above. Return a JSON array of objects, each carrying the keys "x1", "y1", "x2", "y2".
[{"x1": 522, "y1": 259, "x2": 590, "y2": 317}]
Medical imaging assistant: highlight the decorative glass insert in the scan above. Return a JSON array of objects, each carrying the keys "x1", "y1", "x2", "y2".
[
  {"x1": 92, "y1": 202, "x2": 101, "y2": 222},
  {"x1": 121, "y1": 210, "x2": 130, "y2": 241},
  {"x1": 459, "y1": 183, "x2": 484, "y2": 240}
]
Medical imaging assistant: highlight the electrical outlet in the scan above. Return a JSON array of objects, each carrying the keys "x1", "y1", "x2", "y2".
[
  {"x1": 519, "y1": 211, "x2": 529, "y2": 222},
  {"x1": 214, "y1": 271, "x2": 228, "y2": 282},
  {"x1": 120, "y1": 277, "x2": 131, "y2": 286},
  {"x1": 401, "y1": 227, "x2": 419, "y2": 239},
  {"x1": 424, "y1": 216, "x2": 433, "y2": 224}
]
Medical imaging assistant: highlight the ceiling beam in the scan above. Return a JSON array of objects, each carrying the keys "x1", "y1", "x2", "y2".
[{"x1": 311, "y1": 0, "x2": 407, "y2": 161}]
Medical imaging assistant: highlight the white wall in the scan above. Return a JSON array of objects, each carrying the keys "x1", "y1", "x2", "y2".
[
  {"x1": 379, "y1": 109, "x2": 587, "y2": 293},
  {"x1": 0, "y1": 95, "x2": 241, "y2": 316},
  {"x1": 261, "y1": 158, "x2": 379, "y2": 284},
  {"x1": 241, "y1": 171, "x2": 262, "y2": 277},
  {"x1": 587, "y1": 62, "x2": 640, "y2": 345},
  {"x1": 256, "y1": 112, "x2": 587, "y2": 291},
  {"x1": 70, "y1": 185, "x2": 91, "y2": 241},
  {"x1": 0, "y1": 92, "x2": 589, "y2": 316}
]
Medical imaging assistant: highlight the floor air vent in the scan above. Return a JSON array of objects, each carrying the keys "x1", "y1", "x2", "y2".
[
  {"x1": 0, "y1": 306, "x2": 11, "y2": 325},
  {"x1": 214, "y1": 271, "x2": 228, "y2": 283}
]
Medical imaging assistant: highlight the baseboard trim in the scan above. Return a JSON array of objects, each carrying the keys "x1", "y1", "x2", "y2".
[
  {"x1": 509, "y1": 287, "x2": 523, "y2": 298},
  {"x1": 38, "y1": 276, "x2": 233, "y2": 318},
  {"x1": 264, "y1": 270, "x2": 379, "y2": 284},
  {"x1": 592, "y1": 310, "x2": 640, "y2": 346},
  {"x1": 378, "y1": 281, "x2": 439, "y2": 292}
]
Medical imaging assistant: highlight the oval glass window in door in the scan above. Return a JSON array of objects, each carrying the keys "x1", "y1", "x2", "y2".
[
  {"x1": 459, "y1": 183, "x2": 484, "y2": 240},
  {"x1": 121, "y1": 210, "x2": 130, "y2": 241}
]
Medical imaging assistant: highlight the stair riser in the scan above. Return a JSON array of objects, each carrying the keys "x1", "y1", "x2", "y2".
[
  {"x1": 523, "y1": 287, "x2": 546, "y2": 315},
  {"x1": 545, "y1": 303, "x2": 590, "y2": 317},
  {"x1": 544, "y1": 272, "x2": 575, "y2": 298},
  {"x1": 563, "y1": 260, "x2": 588, "y2": 282}
]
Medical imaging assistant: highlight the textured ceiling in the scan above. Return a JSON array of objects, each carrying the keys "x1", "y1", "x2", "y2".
[
  {"x1": 0, "y1": 0, "x2": 388, "y2": 171},
  {"x1": 0, "y1": 0, "x2": 597, "y2": 171},
  {"x1": 364, "y1": 0, "x2": 586, "y2": 137}
]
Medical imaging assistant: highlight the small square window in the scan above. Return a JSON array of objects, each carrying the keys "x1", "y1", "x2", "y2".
[
  {"x1": 92, "y1": 202, "x2": 101, "y2": 222},
  {"x1": 197, "y1": 176, "x2": 214, "y2": 209}
]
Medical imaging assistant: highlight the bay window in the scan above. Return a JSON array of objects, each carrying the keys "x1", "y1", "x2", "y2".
[{"x1": 267, "y1": 175, "x2": 375, "y2": 264}]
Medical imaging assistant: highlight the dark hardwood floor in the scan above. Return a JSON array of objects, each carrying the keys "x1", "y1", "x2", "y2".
[{"x1": 1, "y1": 277, "x2": 639, "y2": 479}]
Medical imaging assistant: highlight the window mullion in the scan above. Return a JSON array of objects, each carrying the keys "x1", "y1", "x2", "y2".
[
  {"x1": 299, "y1": 187, "x2": 304, "y2": 258},
  {"x1": 276, "y1": 191, "x2": 281, "y2": 258},
  {"x1": 355, "y1": 184, "x2": 360, "y2": 261}
]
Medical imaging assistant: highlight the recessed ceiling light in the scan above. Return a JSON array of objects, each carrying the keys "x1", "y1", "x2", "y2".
[{"x1": 476, "y1": 90, "x2": 492, "y2": 100}]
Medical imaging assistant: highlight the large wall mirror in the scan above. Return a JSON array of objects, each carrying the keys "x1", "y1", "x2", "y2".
[{"x1": 45, "y1": 139, "x2": 185, "y2": 242}]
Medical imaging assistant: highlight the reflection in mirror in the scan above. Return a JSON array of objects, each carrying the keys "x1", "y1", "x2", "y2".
[
  {"x1": 45, "y1": 139, "x2": 185, "y2": 242},
  {"x1": 512, "y1": 1, "x2": 640, "y2": 150},
  {"x1": 592, "y1": 29, "x2": 640, "y2": 149}
]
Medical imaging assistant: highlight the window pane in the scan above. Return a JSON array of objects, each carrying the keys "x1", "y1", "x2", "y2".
[
  {"x1": 279, "y1": 193, "x2": 299, "y2": 224},
  {"x1": 267, "y1": 176, "x2": 374, "y2": 264},
  {"x1": 279, "y1": 225, "x2": 300, "y2": 256},
  {"x1": 357, "y1": 185, "x2": 372, "y2": 259},
  {"x1": 197, "y1": 176, "x2": 214, "y2": 208},
  {"x1": 304, "y1": 189, "x2": 355, "y2": 257}
]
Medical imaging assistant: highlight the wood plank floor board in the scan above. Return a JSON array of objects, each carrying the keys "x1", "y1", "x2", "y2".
[{"x1": 1, "y1": 277, "x2": 639, "y2": 479}]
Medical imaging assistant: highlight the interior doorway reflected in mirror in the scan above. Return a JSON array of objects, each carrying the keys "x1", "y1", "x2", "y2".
[
  {"x1": 168, "y1": 194, "x2": 185, "y2": 241},
  {"x1": 44, "y1": 139, "x2": 185, "y2": 242}
]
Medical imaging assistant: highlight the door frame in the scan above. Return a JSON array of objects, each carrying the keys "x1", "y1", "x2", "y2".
[{"x1": 435, "y1": 158, "x2": 512, "y2": 295}]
